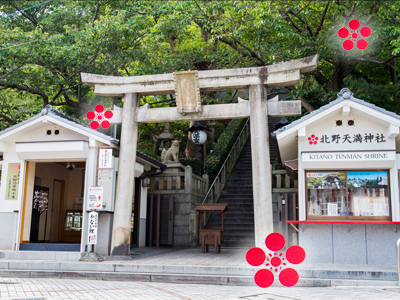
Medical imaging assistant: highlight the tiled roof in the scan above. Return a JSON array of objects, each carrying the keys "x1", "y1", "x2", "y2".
[
  {"x1": 0, "y1": 105, "x2": 165, "y2": 168},
  {"x1": 0, "y1": 104, "x2": 119, "y2": 145},
  {"x1": 272, "y1": 88, "x2": 400, "y2": 136}
]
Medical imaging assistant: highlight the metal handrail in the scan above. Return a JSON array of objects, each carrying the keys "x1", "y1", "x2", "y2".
[{"x1": 201, "y1": 118, "x2": 250, "y2": 204}]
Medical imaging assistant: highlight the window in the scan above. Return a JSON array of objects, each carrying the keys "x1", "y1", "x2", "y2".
[{"x1": 306, "y1": 171, "x2": 390, "y2": 220}]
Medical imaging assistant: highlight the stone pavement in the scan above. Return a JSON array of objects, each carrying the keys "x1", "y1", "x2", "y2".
[
  {"x1": 0, "y1": 247, "x2": 398, "y2": 287},
  {"x1": 0, "y1": 277, "x2": 399, "y2": 300}
]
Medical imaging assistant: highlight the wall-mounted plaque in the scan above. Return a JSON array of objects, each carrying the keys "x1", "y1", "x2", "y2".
[{"x1": 173, "y1": 71, "x2": 201, "y2": 114}]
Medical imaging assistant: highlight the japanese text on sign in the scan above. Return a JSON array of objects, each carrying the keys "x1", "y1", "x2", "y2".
[
  {"x1": 99, "y1": 148, "x2": 113, "y2": 169},
  {"x1": 319, "y1": 133, "x2": 386, "y2": 144},
  {"x1": 5, "y1": 163, "x2": 20, "y2": 200},
  {"x1": 88, "y1": 211, "x2": 98, "y2": 244},
  {"x1": 87, "y1": 186, "x2": 103, "y2": 210}
]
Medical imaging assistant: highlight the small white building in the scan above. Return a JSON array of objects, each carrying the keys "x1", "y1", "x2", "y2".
[
  {"x1": 0, "y1": 105, "x2": 164, "y2": 255},
  {"x1": 273, "y1": 88, "x2": 400, "y2": 265}
]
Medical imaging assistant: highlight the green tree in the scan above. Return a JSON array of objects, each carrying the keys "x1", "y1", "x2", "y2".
[{"x1": 1, "y1": 0, "x2": 400, "y2": 129}]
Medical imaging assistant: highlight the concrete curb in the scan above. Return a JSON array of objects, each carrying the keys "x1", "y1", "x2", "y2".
[{"x1": 0, "y1": 269, "x2": 397, "y2": 287}]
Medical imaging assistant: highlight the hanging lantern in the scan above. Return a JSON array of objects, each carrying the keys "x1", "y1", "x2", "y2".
[
  {"x1": 142, "y1": 176, "x2": 151, "y2": 188},
  {"x1": 191, "y1": 130, "x2": 207, "y2": 145},
  {"x1": 188, "y1": 121, "x2": 211, "y2": 145}
]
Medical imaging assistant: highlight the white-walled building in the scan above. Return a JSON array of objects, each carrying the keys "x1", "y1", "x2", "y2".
[
  {"x1": 0, "y1": 105, "x2": 164, "y2": 255},
  {"x1": 273, "y1": 88, "x2": 400, "y2": 265}
]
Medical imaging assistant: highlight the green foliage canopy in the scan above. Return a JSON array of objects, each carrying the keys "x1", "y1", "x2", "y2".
[{"x1": 0, "y1": 0, "x2": 399, "y2": 132}]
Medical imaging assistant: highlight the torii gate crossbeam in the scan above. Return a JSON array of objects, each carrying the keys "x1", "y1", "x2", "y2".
[{"x1": 81, "y1": 55, "x2": 319, "y2": 255}]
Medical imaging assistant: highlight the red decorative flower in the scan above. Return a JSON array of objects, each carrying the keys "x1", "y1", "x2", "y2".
[
  {"x1": 338, "y1": 19, "x2": 371, "y2": 50},
  {"x1": 246, "y1": 233, "x2": 305, "y2": 288},
  {"x1": 308, "y1": 134, "x2": 318, "y2": 145},
  {"x1": 86, "y1": 105, "x2": 113, "y2": 129}
]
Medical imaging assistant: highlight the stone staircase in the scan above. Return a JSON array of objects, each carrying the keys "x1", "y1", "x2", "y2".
[{"x1": 204, "y1": 138, "x2": 255, "y2": 248}]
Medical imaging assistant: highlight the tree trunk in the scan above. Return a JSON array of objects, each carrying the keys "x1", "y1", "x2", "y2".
[{"x1": 331, "y1": 60, "x2": 345, "y2": 92}]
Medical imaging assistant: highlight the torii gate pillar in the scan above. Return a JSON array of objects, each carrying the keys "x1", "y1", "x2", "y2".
[
  {"x1": 250, "y1": 85, "x2": 273, "y2": 248},
  {"x1": 81, "y1": 55, "x2": 318, "y2": 255},
  {"x1": 110, "y1": 93, "x2": 139, "y2": 255}
]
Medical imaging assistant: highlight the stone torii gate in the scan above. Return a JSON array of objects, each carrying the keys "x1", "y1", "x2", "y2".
[{"x1": 81, "y1": 55, "x2": 319, "y2": 255}]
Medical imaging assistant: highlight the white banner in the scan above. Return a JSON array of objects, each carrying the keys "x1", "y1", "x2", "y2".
[{"x1": 88, "y1": 211, "x2": 98, "y2": 245}]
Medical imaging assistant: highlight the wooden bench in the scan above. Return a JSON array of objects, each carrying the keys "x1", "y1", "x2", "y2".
[{"x1": 195, "y1": 203, "x2": 228, "y2": 254}]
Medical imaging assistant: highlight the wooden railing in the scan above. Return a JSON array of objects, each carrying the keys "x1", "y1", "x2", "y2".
[
  {"x1": 148, "y1": 165, "x2": 208, "y2": 198},
  {"x1": 272, "y1": 169, "x2": 298, "y2": 193},
  {"x1": 202, "y1": 118, "x2": 250, "y2": 205}
]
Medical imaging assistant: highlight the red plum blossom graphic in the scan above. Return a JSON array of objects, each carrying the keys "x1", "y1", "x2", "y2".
[
  {"x1": 338, "y1": 19, "x2": 371, "y2": 50},
  {"x1": 308, "y1": 134, "x2": 318, "y2": 145},
  {"x1": 86, "y1": 105, "x2": 113, "y2": 129},
  {"x1": 246, "y1": 233, "x2": 305, "y2": 288}
]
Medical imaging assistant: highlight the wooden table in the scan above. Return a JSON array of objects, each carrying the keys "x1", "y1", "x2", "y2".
[{"x1": 195, "y1": 203, "x2": 228, "y2": 254}]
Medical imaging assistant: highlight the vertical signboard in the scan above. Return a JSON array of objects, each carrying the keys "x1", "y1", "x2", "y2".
[
  {"x1": 88, "y1": 211, "x2": 98, "y2": 245},
  {"x1": 87, "y1": 186, "x2": 103, "y2": 210},
  {"x1": 5, "y1": 163, "x2": 21, "y2": 200},
  {"x1": 99, "y1": 148, "x2": 113, "y2": 169}
]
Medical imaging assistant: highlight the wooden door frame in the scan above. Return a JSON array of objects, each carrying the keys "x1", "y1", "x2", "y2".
[{"x1": 50, "y1": 179, "x2": 65, "y2": 243}]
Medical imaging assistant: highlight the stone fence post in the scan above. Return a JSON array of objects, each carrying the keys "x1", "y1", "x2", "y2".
[
  {"x1": 189, "y1": 211, "x2": 198, "y2": 247},
  {"x1": 184, "y1": 165, "x2": 192, "y2": 194}
]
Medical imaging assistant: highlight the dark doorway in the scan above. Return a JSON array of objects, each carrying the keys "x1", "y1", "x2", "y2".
[
  {"x1": 131, "y1": 178, "x2": 141, "y2": 248},
  {"x1": 146, "y1": 194, "x2": 175, "y2": 247},
  {"x1": 29, "y1": 185, "x2": 50, "y2": 243}
]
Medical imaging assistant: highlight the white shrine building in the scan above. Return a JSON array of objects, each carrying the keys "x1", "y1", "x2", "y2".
[
  {"x1": 273, "y1": 88, "x2": 400, "y2": 265},
  {"x1": 0, "y1": 105, "x2": 164, "y2": 255}
]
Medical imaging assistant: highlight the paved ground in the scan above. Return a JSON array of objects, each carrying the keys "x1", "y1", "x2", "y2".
[{"x1": 0, "y1": 277, "x2": 399, "y2": 300}]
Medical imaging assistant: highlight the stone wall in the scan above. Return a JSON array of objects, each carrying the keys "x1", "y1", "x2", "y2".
[{"x1": 173, "y1": 194, "x2": 202, "y2": 247}]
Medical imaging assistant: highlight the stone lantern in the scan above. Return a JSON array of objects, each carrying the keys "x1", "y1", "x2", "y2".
[{"x1": 156, "y1": 122, "x2": 175, "y2": 152}]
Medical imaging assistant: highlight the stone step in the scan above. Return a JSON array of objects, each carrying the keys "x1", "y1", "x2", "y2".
[
  {"x1": 1, "y1": 250, "x2": 397, "y2": 285},
  {"x1": 219, "y1": 198, "x2": 253, "y2": 202},
  {"x1": 225, "y1": 209, "x2": 255, "y2": 214},
  {"x1": 225, "y1": 183, "x2": 253, "y2": 187},
  {"x1": 222, "y1": 187, "x2": 253, "y2": 197},
  {"x1": 0, "y1": 251, "x2": 83, "y2": 260},
  {"x1": 218, "y1": 197, "x2": 254, "y2": 202},
  {"x1": 229, "y1": 173, "x2": 253, "y2": 177},
  {"x1": 223, "y1": 204, "x2": 254, "y2": 208},
  {"x1": 224, "y1": 233, "x2": 255, "y2": 239},
  {"x1": 206, "y1": 221, "x2": 255, "y2": 226},
  {"x1": 223, "y1": 240, "x2": 255, "y2": 248},
  {"x1": 0, "y1": 269, "x2": 396, "y2": 287},
  {"x1": 220, "y1": 191, "x2": 252, "y2": 195},
  {"x1": 206, "y1": 217, "x2": 254, "y2": 224},
  {"x1": 227, "y1": 176, "x2": 253, "y2": 180},
  {"x1": 224, "y1": 211, "x2": 254, "y2": 216},
  {"x1": 206, "y1": 219, "x2": 254, "y2": 225},
  {"x1": 206, "y1": 226, "x2": 254, "y2": 232},
  {"x1": 210, "y1": 215, "x2": 254, "y2": 221}
]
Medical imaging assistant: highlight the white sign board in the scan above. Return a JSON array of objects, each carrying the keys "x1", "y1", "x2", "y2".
[
  {"x1": 99, "y1": 148, "x2": 113, "y2": 169},
  {"x1": 88, "y1": 211, "x2": 98, "y2": 244},
  {"x1": 87, "y1": 186, "x2": 103, "y2": 210},
  {"x1": 327, "y1": 203, "x2": 338, "y2": 216},
  {"x1": 98, "y1": 169, "x2": 112, "y2": 181},
  {"x1": 302, "y1": 151, "x2": 394, "y2": 162}
]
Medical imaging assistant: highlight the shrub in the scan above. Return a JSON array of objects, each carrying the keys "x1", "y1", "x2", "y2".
[
  {"x1": 179, "y1": 158, "x2": 203, "y2": 176},
  {"x1": 204, "y1": 118, "x2": 247, "y2": 183}
]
